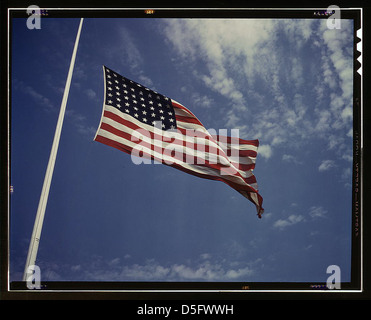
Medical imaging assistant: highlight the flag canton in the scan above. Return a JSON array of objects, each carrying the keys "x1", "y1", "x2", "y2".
[{"x1": 104, "y1": 66, "x2": 177, "y2": 130}]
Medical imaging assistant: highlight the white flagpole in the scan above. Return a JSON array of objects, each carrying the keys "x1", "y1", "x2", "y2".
[{"x1": 23, "y1": 18, "x2": 84, "y2": 281}]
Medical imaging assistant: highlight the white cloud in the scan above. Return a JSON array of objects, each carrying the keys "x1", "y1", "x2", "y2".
[
  {"x1": 200, "y1": 253, "x2": 212, "y2": 260},
  {"x1": 162, "y1": 19, "x2": 274, "y2": 116},
  {"x1": 71, "y1": 265, "x2": 81, "y2": 272},
  {"x1": 258, "y1": 144, "x2": 273, "y2": 160},
  {"x1": 72, "y1": 254, "x2": 256, "y2": 282},
  {"x1": 191, "y1": 92, "x2": 214, "y2": 109},
  {"x1": 84, "y1": 88, "x2": 97, "y2": 100},
  {"x1": 318, "y1": 160, "x2": 335, "y2": 172},
  {"x1": 162, "y1": 19, "x2": 354, "y2": 166},
  {"x1": 66, "y1": 109, "x2": 97, "y2": 138},
  {"x1": 309, "y1": 206, "x2": 327, "y2": 219},
  {"x1": 341, "y1": 167, "x2": 352, "y2": 189},
  {"x1": 273, "y1": 214, "x2": 305, "y2": 230},
  {"x1": 117, "y1": 27, "x2": 143, "y2": 72},
  {"x1": 282, "y1": 154, "x2": 302, "y2": 165},
  {"x1": 105, "y1": 26, "x2": 155, "y2": 89},
  {"x1": 16, "y1": 81, "x2": 55, "y2": 112}
]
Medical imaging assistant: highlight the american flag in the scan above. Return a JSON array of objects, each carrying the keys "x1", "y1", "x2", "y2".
[{"x1": 94, "y1": 66, "x2": 264, "y2": 218}]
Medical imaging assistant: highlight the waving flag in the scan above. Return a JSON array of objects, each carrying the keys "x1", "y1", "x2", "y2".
[{"x1": 94, "y1": 66, "x2": 264, "y2": 218}]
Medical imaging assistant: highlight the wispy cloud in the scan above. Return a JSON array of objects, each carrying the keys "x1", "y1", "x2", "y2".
[
  {"x1": 273, "y1": 214, "x2": 305, "y2": 230},
  {"x1": 282, "y1": 154, "x2": 302, "y2": 165},
  {"x1": 103, "y1": 25, "x2": 154, "y2": 88},
  {"x1": 47, "y1": 253, "x2": 258, "y2": 282},
  {"x1": 318, "y1": 159, "x2": 336, "y2": 172},
  {"x1": 14, "y1": 79, "x2": 56, "y2": 112},
  {"x1": 273, "y1": 204, "x2": 328, "y2": 230},
  {"x1": 66, "y1": 109, "x2": 97, "y2": 138},
  {"x1": 161, "y1": 19, "x2": 354, "y2": 168},
  {"x1": 84, "y1": 88, "x2": 97, "y2": 100},
  {"x1": 308, "y1": 206, "x2": 327, "y2": 219},
  {"x1": 115, "y1": 256, "x2": 254, "y2": 281},
  {"x1": 162, "y1": 19, "x2": 274, "y2": 125}
]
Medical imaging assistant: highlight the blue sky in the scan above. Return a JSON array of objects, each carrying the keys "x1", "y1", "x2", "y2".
[{"x1": 10, "y1": 16, "x2": 354, "y2": 283}]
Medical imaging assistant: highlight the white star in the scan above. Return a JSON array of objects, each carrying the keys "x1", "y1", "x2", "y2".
[
  {"x1": 116, "y1": 97, "x2": 121, "y2": 102},
  {"x1": 149, "y1": 100, "x2": 153, "y2": 105},
  {"x1": 124, "y1": 96, "x2": 129, "y2": 100},
  {"x1": 125, "y1": 109, "x2": 129, "y2": 113},
  {"x1": 117, "y1": 104, "x2": 121, "y2": 108},
  {"x1": 143, "y1": 118, "x2": 147, "y2": 122},
  {"x1": 142, "y1": 110, "x2": 147, "y2": 115},
  {"x1": 160, "y1": 116, "x2": 165, "y2": 120},
  {"x1": 108, "y1": 100, "x2": 113, "y2": 104},
  {"x1": 162, "y1": 123, "x2": 165, "y2": 128},
  {"x1": 159, "y1": 109, "x2": 164, "y2": 114},
  {"x1": 151, "y1": 113, "x2": 156, "y2": 117},
  {"x1": 125, "y1": 102, "x2": 130, "y2": 106},
  {"x1": 133, "y1": 100, "x2": 137, "y2": 104},
  {"x1": 134, "y1": 113, "x2": 138, "y2": 118},
  {"x1": 168, "y1": 112, "x2": 173, "y2": 115},
  {"x1": 169, "y1": 118, "x2": 174, "y2": 122},
  {"x1": 108, "y1": 87, "x2": 112, "y2": 91},
  {"x1": 108, "y1": 93, "x2": 113, "y2": 97}
]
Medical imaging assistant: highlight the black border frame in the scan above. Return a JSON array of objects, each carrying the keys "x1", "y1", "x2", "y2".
[{"x1": 1, "y1": 3, "x2": 368, "y2": 300}]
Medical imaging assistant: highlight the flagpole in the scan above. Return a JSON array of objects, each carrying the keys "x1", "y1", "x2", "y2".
[{"x1": 23, "y1": 18, "x2": 84, "y2": 281}]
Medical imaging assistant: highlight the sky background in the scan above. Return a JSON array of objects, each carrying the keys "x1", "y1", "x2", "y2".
[{"x1": 10, "y1": 14, "x2": 355, "y2": 284}]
